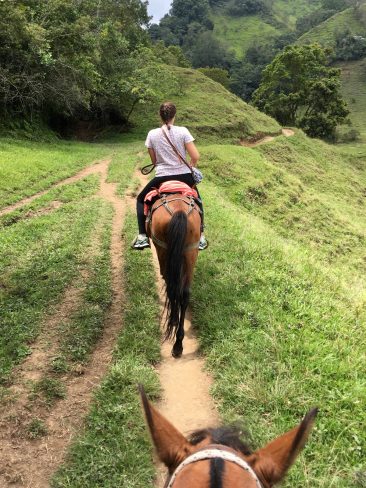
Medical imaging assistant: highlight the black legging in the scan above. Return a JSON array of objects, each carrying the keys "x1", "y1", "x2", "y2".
[{"x1": 137, "y1": 173, "x2": 204, "y2": 234}]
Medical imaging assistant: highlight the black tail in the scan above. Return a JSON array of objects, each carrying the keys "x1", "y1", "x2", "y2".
[{"x1": 165, "y1": 211, "x2": 188, "y2": 340}]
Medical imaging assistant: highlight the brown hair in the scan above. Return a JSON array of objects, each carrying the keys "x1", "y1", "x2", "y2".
[{"x1": 160, "y1": 102, "x2": 177, "y2": 130}]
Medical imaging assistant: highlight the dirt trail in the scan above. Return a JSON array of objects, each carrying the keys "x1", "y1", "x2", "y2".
[
  {"x1": 0, "y1": 158, "x2": 111, "y2": 217},
  {"x1": 133, "y1": 173, "x2": 219, "y2": 487},
  {"x1": 241, "y1": 127, "x2": 295, "y2": 147},
  {"x1": 0, "y1": 158, "x2": 126, "y2": 487}
]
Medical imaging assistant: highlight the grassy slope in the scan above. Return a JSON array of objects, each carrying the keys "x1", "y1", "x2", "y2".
[
  {"x1": 191, "y1": 134, "x2": 366, "y2": 486},
  {"x1": 337, "y1": 59, "x2": 366, "y2": 140},
  {"x1": 298, "y1": 6, "x2": 366, "y2": 49},
  {"x1": 0, "y1": 138, "x2": 112, "y2": 209},
  {"x1": 213, "y1": 14, "x2": 279, "y2": 58},
  {"x1": 212, "y1": 0, "x2": 321, "y2": 58},
  {"x1": 131, "y1": 66, "x2": 281, "y2": 141}
]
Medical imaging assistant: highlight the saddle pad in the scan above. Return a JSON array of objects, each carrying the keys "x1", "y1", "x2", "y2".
[{"x1": 144, "y1": 180, "x2": 198, "y2": 215}]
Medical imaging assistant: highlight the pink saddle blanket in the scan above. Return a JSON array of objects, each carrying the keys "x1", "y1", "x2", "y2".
[{"x1": 144, "y1": 180, "x2": 198, "y2": 216}]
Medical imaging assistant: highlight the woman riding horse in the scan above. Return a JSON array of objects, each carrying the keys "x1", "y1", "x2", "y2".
[{"x1": 132, "y1": 101, "x2": 207, "y2": 251}]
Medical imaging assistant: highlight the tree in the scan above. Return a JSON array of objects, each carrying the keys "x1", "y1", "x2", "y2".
[
  {"x1": 198, "y1": 67, "x2": 230, "y2": 88},
  {"x1": 189, "y1": 31, "x2": 235, "y2": 69},
  {"x1": 252, "y1": 44, "x2": 349, "y2": 139}
]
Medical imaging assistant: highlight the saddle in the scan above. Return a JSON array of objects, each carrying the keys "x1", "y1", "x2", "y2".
[{"x1": 143, "y1": 180, "x2": 199, "y2": 216}]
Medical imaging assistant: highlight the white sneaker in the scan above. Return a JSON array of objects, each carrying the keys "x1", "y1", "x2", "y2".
[{"x1": 131, "y1": 235, "x2": 150, "y2": 250}]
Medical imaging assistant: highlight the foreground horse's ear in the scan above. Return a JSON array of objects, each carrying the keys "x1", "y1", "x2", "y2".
[
  {"x1": 139, "y1": 385, "x2": 193, "y2": 471},
  {"x1": 250, "y1": 408, "x2": 318, "y2": 486}
]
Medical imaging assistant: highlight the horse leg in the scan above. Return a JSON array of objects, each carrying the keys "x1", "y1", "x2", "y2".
[{"x1": 172, "y1": 287, "x2": 189, "y2": 358}]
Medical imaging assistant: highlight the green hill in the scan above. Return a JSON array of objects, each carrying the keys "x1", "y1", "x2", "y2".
[
  {"x1": 298, "y1": 5, "x2": 366, "y2": 49},
  {"x1": 338, "y1": 59, "x2": 366, "y2": 140},
  {"x1": 132, "y1": 66, "x2": 281, "y2": 141},
  {"x1": 212, "y1": 0, "x2": 322, "y2": 58}
]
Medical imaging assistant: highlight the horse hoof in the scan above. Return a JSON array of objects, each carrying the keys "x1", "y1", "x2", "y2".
[{"x1": 172, "y1": 347, "x2": 183, "y2": 359}]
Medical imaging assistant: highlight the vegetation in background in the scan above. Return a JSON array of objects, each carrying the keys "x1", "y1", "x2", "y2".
[
  {"x1": 253, "y1": 44, "x2": 349, "y2": 138},
  {"x1": 0, "y1": 0, "x2": 189, "y2": 134},
  {"x1": 198, "y1": 67, "x2": 231, "y2": 88},
  {"x1": 132, "y1": 66, "x2": 281, "y2": 141}
]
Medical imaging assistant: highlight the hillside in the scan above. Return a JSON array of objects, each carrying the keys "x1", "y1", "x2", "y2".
[
  {"x1": 212, "y1": 0, "x2": 322, "y2": 58},
  {"x1": 131, "y1": 66, "x2": 281, "y2": 141},
  {"x1": 298, "y1": 5, "x2": 366, "y2": 49},
  {"x1": 338, "y1": 59, "x2": 366, "y2": 140}
]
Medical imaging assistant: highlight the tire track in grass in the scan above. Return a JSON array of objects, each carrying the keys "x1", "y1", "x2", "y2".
[
  {"x1": 0, "y1": 158, "x2": 127, "y2": 488},
  {"x1": 0, "y1": 158, "x2": 111, "y2": 218},
  {"x1": 129, "y1": 174, "x2": 219, "y2": 487}
]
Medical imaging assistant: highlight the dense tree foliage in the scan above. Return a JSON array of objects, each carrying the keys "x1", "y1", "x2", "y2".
[
  {"x1": 0, "y1": 0, "x2": 184, "y2": 133},
  {"x1": 253, "y1": 45, "x2": 349, "y2": 139},
  {"x1": 226, "y1": 0, "x2": 269, "y2": 17},
  {"x1": 198, "y1": 67, "x2": 230, "y2": 88}
]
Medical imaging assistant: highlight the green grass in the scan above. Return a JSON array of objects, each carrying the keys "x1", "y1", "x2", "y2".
[
  {"x1": 0, "y1": 137, "x2": 112, "y2": 209},
  {"x1": 192, "y1": 178, "x2": 366, "y2": 487},
  {"x1": 298, "y1": 6, "x2": 366, "y2": 49},
  {"x1": 57, "y1": 203, "x2": 113, "y2": 365},
  {"x1": 272, "y1": 0, "x2": 322, "y2": 30},
  {"x1": 200, "y1": 132, "x2": 366, "y2": 285},
  {"x1": 0, "y1": 194, "x2": 105, "y2": 384},
  {"x1": 213, "y1": 14, "x2": 279, "y2": 58},
  {"x1": 52, "y1": 211, "x2": 161, "y2": 488},
  {"x1": 337, "y1": 59, "x2": 366, "y2": 142},
  {"x1": 212, "y1": 0, "x2": 322, "y2": 58},
  {"x1": 132, "y1": 66, "x2": 281, "y2": 141}
]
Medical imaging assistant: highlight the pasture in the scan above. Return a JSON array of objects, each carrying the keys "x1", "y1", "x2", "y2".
[{"x1": 0, "y1": 131, "x2": 365, "y2": 487}]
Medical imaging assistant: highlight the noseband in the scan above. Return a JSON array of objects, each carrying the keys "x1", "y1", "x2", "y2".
[{"x1": 166, "y1": 445, "x2": 263, "y2": 488}]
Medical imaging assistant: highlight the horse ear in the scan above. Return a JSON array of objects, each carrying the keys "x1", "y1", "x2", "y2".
[
  {"x1": 250, "y1": 408, "x2": 318, "y2": 485},
  {"x1": 139, "y1": 385, "x2": 193, "y2": 471}
]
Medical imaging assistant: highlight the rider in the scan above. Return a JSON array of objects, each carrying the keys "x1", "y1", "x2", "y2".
[{"x1": 132, "y1": 101, "x2": 207, "y2": 251}]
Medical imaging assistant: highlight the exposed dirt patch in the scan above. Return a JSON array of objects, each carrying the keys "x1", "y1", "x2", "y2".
[
  {"x1": 241, "y1": 128, "x2": 295, "y2": 147},
  {"x1": 0, "y1": 158, "x2": 127, "y2": 487},
  {"x1": 132, "y1": 173, "x2": 219, "y2": 488},
  {"x1": 0, "y1": 158, "x2": 111, "y2": 217}
]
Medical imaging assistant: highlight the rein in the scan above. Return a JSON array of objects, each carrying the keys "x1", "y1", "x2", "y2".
[
  {"x1": 148, "y1": 193, "x2": 201, "y2": 251},
  {"x1": 166, "y1": 445, "x2": 263, "y2": 488}
]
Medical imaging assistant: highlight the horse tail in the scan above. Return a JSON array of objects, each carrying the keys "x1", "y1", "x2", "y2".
[{"x1": 165, "y1": 210, "x2": 188, "y2": 340}]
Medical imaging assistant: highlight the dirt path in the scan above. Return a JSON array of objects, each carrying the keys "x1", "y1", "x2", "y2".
[
  {"x1": 0, "y1": 158, "x2": 127, "y2": 487},
  {"x1": 132, "y1": 173, "x2": 219, "y2": 487},
  {"x1": 241, "y1": 128, "x2": 295, "y2": 147},
  {"x1": 0, "y1": 158, "x2": 111, "y2": 217}
]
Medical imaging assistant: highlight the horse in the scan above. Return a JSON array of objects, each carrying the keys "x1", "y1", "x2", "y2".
[
  {"x1": 146, "y1": 185, "x2": 201, "y2": 358},
  {"x1": 139, "y1": 386, "x2": 317, "y2": 488}
]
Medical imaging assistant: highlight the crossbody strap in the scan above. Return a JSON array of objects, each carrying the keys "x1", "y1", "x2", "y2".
[{"x1": 161, "y1": 128, "x2": 193, "y2": 175}]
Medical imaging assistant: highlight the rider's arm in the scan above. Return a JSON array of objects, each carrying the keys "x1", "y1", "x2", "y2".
[
  {"x1": 148, "y1": 148, "x2": 157, "y2": 166},
  {"x1": 185, "y1": 142, "x2": 200, "y2": 167}
]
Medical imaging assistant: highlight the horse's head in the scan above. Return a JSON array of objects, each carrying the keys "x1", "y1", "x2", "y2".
[{"x1": 139, "y1": 386, "x2": 317, "y2": 488}]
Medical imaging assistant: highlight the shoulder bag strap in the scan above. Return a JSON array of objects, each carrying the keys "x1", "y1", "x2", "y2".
[{"x1": 161, "y1": 128, "x2": 193, "y2": 174}]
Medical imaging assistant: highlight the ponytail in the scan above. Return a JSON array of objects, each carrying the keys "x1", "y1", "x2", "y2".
[{"x1": 160, "y1": 102, "x2": 176, "y2": 129}]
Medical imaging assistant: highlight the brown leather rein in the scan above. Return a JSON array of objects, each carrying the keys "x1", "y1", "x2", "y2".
[{"x1": 147, "y1": 193, "x2": 201, "y2": 251}]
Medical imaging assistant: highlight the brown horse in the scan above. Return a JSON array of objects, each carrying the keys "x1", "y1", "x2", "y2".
[
  {"x1": 140, "y1": 386, "x2": 317, "y2": 488},
  {"x1": 146, "y1": 192, "x2": 201, "y2": 358}
]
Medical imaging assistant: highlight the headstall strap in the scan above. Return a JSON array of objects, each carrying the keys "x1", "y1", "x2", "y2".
[{"x1": 166, "y1": 446, "x2": 263, "y2": 488}]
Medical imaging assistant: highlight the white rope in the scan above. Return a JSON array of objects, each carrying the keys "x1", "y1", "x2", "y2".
[{"x1": 167, "y1": 448, "x2": 263, "y2": 488}]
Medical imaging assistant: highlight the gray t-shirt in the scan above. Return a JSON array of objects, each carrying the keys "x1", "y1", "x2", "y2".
[{"x1": 145, "y1": 125, "x2": 195, "y2": 177}]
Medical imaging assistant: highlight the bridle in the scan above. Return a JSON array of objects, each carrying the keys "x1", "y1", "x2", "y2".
[
  {"x1": 147, "y1": 193, "x2": 202, "y2": 251},
  {"x1": 166, "y1": 445, "x2": 263, "y2": 488}
]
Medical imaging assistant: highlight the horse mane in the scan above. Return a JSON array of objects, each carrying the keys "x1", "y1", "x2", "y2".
[{"x1": 188, "y1": 426, "x2": 253, "y2": 456}]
